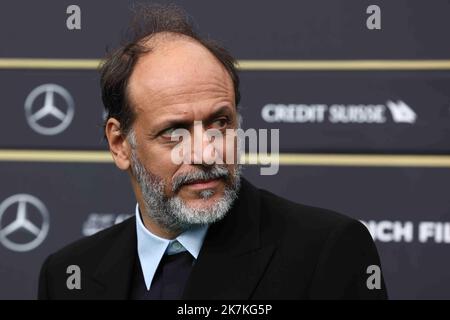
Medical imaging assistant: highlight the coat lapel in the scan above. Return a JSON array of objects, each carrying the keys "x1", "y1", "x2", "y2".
[
  {"x1": 183, "y1": 179, "x2": 278, "y2": 299},
  {"x1": 89, "y1": 217, "x2": 137, "y2": 299}
]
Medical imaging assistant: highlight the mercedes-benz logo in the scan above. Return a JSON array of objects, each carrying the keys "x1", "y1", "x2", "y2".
[
  {"x1": 24, "y1": 83, "x2": 75, "y2": 136},
  {"x1": 0, "y1": 194, "x2": 50, "y2": 252}
]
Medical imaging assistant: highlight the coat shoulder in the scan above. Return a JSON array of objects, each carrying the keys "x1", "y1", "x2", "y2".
[{"x1": 252, "y1": 185, "x2": 386, "y2": 299}]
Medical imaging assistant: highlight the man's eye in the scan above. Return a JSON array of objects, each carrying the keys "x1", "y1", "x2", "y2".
[
  {"x1": 160, "y1": 127, "x2": 176, "y2": 138},
  {"x1": 210, "y1": 118, "x2": 229, "y2": 130}
]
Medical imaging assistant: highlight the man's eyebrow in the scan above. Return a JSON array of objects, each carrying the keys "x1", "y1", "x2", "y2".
[
  {"x1": 205, "y1": 105, "x2": 234, "y2": 123},
  {"x1": 155, "y1": 105, "x2": 233, "y2": 130},
  {"x1": 153, "y1": 119, "x2": 191, "y2": 135}
]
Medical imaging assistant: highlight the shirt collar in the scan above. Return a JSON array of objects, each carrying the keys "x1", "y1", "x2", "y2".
[{"x1": 135, "y1": 203, "x2": 209, "y2": 290}]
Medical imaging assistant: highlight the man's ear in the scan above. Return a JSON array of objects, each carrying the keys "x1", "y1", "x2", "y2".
[{"x1": 105, "y1": 118, "x2": 131, "y2": 170}]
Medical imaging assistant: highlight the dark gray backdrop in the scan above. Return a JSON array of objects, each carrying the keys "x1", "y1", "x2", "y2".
[{"x1": 1, "y1": 0, "x2": 449, "y2": 299}]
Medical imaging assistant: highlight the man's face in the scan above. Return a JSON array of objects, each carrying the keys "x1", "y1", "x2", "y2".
[{"x1": 126, "y1": 37, "x2": 239, "y2": 220}]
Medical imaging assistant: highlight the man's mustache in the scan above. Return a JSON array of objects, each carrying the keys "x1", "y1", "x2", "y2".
[{"x1": 172, "y1": 165, "x2": 230, "y2": 193}]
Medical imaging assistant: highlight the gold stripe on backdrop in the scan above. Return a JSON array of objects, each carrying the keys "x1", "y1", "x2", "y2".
[
  {"x1": 1, "y1": 58, "x2": 450, "y2": 70},
  {"x1": 1, "y1": 150, "x2": 450, "y2": 167}
]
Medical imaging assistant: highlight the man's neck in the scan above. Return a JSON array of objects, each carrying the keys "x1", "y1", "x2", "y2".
[{"x1": 139, "y1": 209, "x2": 181, "y2": 240}]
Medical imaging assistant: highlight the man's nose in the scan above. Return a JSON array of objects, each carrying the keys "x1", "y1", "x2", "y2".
[{"x1": 191, "y1": 121, "x2": 216, "y2": 165}]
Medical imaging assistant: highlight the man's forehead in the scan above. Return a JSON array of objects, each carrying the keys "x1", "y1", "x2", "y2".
[
  {"x1": 128, "y1": 35, "x2": 235, "y2": 117},
  {"x1": 129, "y1": 35, "x2": 232, "y2": 93},
  {"x1": 134, "y1": 90, "x2": 235, "y2": 126}
]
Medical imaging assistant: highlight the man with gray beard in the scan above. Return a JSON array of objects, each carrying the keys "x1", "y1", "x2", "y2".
[
  {"x1": 38, "y1": 4, "x2": 387, "y2": 300},
  {"x1": 129, "y1": 128, "x2": 241, "y2": 233}
]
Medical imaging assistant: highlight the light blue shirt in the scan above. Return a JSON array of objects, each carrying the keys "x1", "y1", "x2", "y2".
[{"x1": 135, "y1": 203, "x2": 209, "y2": 290}]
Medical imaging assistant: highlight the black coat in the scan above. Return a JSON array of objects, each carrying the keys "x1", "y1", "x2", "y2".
[{"x1": 38, "y1": 178, "x2": 387, "y2": 299}]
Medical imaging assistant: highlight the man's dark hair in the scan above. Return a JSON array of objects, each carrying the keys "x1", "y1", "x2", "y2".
[{"x1": 100, "y1": 3, "x2": 241, "y2": 137}]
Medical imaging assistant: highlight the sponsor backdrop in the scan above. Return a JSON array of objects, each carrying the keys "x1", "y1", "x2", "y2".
[{"x1": 1, "y1": 0, "x2": 449, "y2": 299}]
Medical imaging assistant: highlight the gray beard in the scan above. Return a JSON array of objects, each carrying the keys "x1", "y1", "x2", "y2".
[{"x1": 130, "y1": 149, "x2": 241, "y2": 233}]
